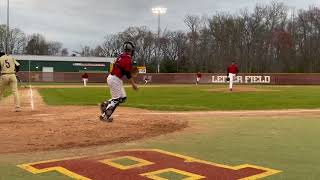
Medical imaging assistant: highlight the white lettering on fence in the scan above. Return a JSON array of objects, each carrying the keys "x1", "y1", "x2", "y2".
[{"x1": 212, "y1": 76, "x2": 271, "y2": 84}]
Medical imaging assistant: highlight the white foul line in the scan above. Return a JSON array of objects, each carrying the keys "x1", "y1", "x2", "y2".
[{"x1": 29, "y1": 85, "x2": 34, "y2": 111}]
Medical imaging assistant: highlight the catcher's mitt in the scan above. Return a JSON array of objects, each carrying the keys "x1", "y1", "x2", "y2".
[
  {"x1": 131, "y1": 66, "x2": 139, "y2": 78},
  {"x1": 226, "y1": 77, "x2": 230, "y2": 82}
]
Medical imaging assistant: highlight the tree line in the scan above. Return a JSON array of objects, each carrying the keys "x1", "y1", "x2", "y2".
[
  {"x1": 0, "y1": 25, "x2": 69, "y2": 56},
  {"x1": 1, "y1": 2, "x2": 320, "y2": 73},
  {"x1": 97, "y1": 2, "x2": 320, "y2": 73}
]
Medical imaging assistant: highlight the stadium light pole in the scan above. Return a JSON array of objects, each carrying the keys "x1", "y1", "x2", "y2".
[
  {"x1": 152, "y1": 7, "x2": 167, "y2": 73},
  {"x1": 6, "y1": 0, "x2": 10, "y2": 54}
]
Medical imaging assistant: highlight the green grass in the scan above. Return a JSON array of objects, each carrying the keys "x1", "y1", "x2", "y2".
[
  {"x1": 30, "y1": 82, "x2": 106, "y2": 86},
  {"x1": 1, "y1": 115, "x2": 319, "y2": 179},
  {"x1": 1, "y1": 85, "x2": 319, "y2": 179},
  {"x1": 38, "y1": 85, "x2": 320, "y2": 111},
  {"x1": 112, "y1": 158, "x2": 140, "y2": 166},
  {"x1": 141, "y1": 115, "x2": 320, "y2": 179},
  {"x1": 158, "y1": 171, "x2": 190, "y2": 180}
]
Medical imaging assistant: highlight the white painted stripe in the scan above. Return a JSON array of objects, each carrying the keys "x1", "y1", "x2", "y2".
[{"x1": 29, "y1": 85, "x2": 34, "y2": 111}]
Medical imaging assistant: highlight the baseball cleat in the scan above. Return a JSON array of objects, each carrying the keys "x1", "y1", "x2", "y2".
[
  {"x1": 107, "y1": 117, "x2": 114, "y2": 122},
  {"x1": 99, "y1": 114, "x2": 113, "y2": 123},
  {"x1": 100, "y1": 102, "x2": 108, "y2": 114}
]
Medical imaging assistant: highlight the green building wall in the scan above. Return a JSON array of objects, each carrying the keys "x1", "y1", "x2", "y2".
[{"x1": 18, "y1": 60, "x2": 110, "y2": 72}]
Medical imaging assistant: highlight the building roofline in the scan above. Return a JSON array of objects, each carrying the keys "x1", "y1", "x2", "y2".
[{"x1": 12, "y1": 55, "x2": 115, "y2": 63}]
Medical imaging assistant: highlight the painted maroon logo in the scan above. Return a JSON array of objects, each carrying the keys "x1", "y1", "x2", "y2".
[{"x1": 18, "y1": 149, "x2": 280, "y2": 180}]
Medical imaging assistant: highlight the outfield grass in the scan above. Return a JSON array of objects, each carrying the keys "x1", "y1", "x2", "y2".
[
  {"x1": 38, "y1": 85, "x2": 320, "y2": 111},
  {"x1": 30, "y1": 82, "x2": 106, "y2": 86}
]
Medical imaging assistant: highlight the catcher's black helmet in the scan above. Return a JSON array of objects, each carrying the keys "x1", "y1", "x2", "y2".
[
  {"x1": 0, "y1": 51, "x2": 5, "y2": 57},
  {"x1": 123, "y1": 41, "x2": 135, "y2": 55}
]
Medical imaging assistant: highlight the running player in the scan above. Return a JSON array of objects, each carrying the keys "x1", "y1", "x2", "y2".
[{"x1": 99, "y1": 41, "x2": 138, "y2": 122}]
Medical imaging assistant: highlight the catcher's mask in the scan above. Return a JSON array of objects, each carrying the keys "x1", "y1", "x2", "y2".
[{"x1": 123, "y1": 41, "x2": 135, "y2": 56}]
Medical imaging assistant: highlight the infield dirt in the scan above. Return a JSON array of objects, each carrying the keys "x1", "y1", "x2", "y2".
[
  {"x1": 0, "y1": 88, "x2": 187, "y2": 154},
  {"x1": 1, "y1": 87, "x2": 320, "y2": 154}
]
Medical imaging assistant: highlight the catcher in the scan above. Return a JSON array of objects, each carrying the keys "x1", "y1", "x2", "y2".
[
  {"x1": 100, "y1": 41, "x2": 138, "y2": 122},
  {"x1": 0, "y1": 51, "x2": 21, "y2": 112}
]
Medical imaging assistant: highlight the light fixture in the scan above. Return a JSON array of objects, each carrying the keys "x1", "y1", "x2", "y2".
[
  {"x1": 152, "y1": 7, "x2": 167, "y2": 73},
  {"x1": 152, "y1": 7, "x2": 167, "y2": 14}
]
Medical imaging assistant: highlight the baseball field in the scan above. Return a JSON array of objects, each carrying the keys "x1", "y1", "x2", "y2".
[{"x1": 1, "y1": 84, "x2": 320, "y2": 180}]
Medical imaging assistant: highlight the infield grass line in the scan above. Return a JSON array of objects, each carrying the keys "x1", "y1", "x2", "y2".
[{"x1": 38, "y1": 85, "x2": 320, "y2": 111}]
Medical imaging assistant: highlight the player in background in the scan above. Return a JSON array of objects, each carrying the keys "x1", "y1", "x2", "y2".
[
  {"x1": 227, "y1": 60, "x2": 239, "y2": 91},
  {"x1": 82, "y1": 73, "x2": 89, "y2": 87},
  {"x1": 100, "y1": 41, "x2": 138, "y2": 122},
  {"x1": 196, "y1": 72, "x2": 202, "y2": 85},
  {"x1": 144, "y1": 76, "x2": 148, "y2": 84},
  {"x1": 0, "y1": 51, "x2": 21, "y2": 112}
]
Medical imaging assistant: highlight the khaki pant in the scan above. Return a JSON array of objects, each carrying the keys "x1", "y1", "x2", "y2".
[{"x1": 0, "y1": 74, "x2": 21, "y2": 109}]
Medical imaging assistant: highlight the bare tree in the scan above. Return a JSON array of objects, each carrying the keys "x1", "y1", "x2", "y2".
[
  {"x1": 93, "y1": 45, "x2": 105, "y2": 57},
  {"x1": 48, "y1": 41, "x2": 62, "y2": 55},
  {"x1": 25, "y1": 34, "x2": 49, "y2": 55},
  {"x1": 80, "y1": 45, "x2": 92, "y2": 57},
  {"x1": 0, "y1": 25, "x2": 26, "y2": 54},
  {"x1": 101, "y1": 35, "x2": 122, "y2": 57},
  {"x1": 25, "y1": 34, "x2": 64, "y2": 56},
  {"x1": 61, "y1": 48, "x2": 69, "y2": 56},
  {"x1": 95, "y1": 2, "x2": 320, "y2": 73}
]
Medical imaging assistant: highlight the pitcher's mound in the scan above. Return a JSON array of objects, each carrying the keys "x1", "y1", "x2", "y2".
[{"x1": 0, "y1": 107, "x2": 187, "y2": 154}]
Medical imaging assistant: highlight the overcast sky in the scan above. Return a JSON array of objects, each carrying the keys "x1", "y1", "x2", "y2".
[{"x1": 0, "y1": 0, "x2": 319, "y2": 51}]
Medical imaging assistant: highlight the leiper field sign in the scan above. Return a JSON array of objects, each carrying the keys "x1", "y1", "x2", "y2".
[{"x1": 212, "y1": 76, "x2": 271, "y2": 84}]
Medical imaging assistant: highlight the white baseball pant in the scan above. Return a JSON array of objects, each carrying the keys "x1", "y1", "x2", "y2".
[
  {"x1": 107, "y1": 74, "x2": 126, "y2": 99},
  {"x1": 196, "y1": 77, "x2": 200, "y2": 83},
  {"x1": 228, "y1": 73, "x2": 236, "y2": 89},
  {"x1": 82, "y1": 78, "x2": 88, "y2": 87}
]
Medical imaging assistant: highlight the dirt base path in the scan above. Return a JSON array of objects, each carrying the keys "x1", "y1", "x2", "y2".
[{"x1": 0, "y1": 88, "x2": 187, "y2": 154}]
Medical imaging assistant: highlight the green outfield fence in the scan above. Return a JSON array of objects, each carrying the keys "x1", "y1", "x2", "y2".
[{"x1": 16, "y1": 72, "x2": 320, "y2": 85}]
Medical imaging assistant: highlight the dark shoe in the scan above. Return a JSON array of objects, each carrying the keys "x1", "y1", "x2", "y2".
[
  {"x1": 99, "y1": 114, "x2": 113, "y2": 123},
  {"x1": 100, "y1": 102, "x2": 108, "y2": 114}
]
